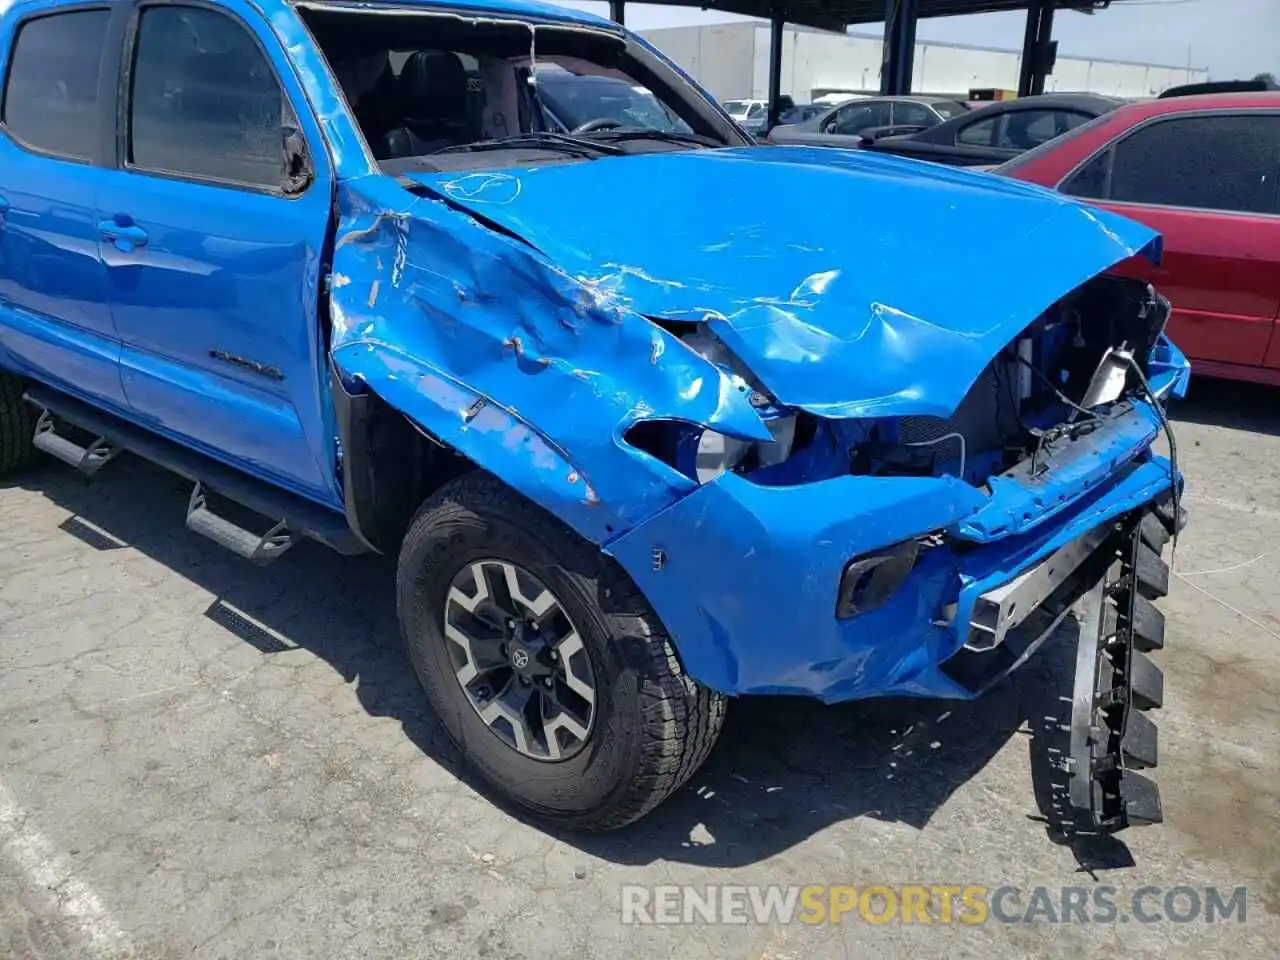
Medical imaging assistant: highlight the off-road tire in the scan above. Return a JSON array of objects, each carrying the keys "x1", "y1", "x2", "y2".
[
  {"x1": 396, "y1": 472, "x2": 726, "y2": 831},
  {"x1": 0, "y1": 371, "x2": 35, "y2": 475}
]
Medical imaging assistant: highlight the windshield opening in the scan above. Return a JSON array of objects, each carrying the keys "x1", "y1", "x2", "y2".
[
  {"x1": 299, "y1": 5, "x2": 741, "y2": 171},
  {"x1": 536, "y1": 67, "x2": 690, "y2": 133}
]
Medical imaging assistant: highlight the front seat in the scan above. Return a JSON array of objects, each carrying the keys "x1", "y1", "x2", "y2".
[{"x1": 380, "y1": 51, "x2": 479, "y2": 159}]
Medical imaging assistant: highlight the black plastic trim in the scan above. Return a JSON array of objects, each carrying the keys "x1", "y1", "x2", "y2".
[{"x1": 330, "y1": 366, "x2": 382, "y2": 554}]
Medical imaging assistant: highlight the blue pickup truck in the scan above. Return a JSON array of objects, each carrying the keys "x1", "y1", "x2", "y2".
[{"x1": 0, "y1": 0, "x2": 1188, "y2": 832}]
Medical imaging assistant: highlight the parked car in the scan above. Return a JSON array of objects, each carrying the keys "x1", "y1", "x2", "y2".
[
  {"x1": 858, "y1": 93, "x2": 1124, "y2": 166},
  {"x1": 723, "y1": 95, "x2": 794, "y2": 135},
  {"x1": 723, "y1": 97, "x2": 767, "y2": 133},
  {"x1": 813, "y1": 90, "x2": 868, "y2": 107},
  {"x1": 1158, "y1": 79, "x2": 1278, "y2": 98},
  {"x1": 999, "y1": 92, "x2": 1280, "y2": 386},
  {"x1": 0, "y1": 0, "x2": 1186, "y2": 833},
  {"x1": 768, "y1": 95, "x2": 969, "y2": 147},
  {"x1": 775, "y1": 103, "x2": 825, "y2": 126}
]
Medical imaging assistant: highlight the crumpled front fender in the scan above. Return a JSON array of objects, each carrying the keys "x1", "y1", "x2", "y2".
[{"x1": 328, "y1": 175, "x2": 769, "y2": 543}]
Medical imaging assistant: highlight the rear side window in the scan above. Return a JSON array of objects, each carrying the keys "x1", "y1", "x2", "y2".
[
  {"x1": 2, "y1": 10, "x2": 110, "y2": 160},
  {"x1": 995, "y1": 110, "x2": 1115, "y2": 176},
  {"x1": 956, "y1": 115, "x2": 999, "y2": 147},
  {"x1": 128, "y1": 5, "x2": 287, "y2": 188},
  {"x1": 1063, "y1": 114, "x2": 1280, "y2": 214},
  {"x1": 995, "y1": 110, "x2": 1089, "y2": 150},
  {"x1": 1061, "y1": 149, "x2": 1110, "y2": 199}
]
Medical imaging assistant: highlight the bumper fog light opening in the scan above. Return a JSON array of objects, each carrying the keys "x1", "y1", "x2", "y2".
[{"x1": 836, "y1": 540, "x2": 920, "y2": 619}]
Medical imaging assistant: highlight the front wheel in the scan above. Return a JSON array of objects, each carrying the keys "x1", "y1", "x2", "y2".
[
  {"x1": 0, "y1": 371, "x2": 35, "y2": 476},
  {"x1": 396, "y1": 472, "x2": 726, "y2": 831}
]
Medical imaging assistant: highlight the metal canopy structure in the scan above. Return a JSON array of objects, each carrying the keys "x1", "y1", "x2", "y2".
[
  {"x1": 607, "y1": 0, "x2": 1132, "y2": 127},
  {"x1": 619, "y1": 0, "x2": 1111, "y2": 34}
]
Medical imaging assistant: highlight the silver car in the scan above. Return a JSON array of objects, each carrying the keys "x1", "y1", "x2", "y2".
[{"x1": 768, "y1": 95, "x2": 970, "y2": 147}]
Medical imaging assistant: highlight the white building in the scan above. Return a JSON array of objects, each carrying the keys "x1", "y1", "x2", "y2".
[{"x1": 638, "y1": 22, "x2": 1210, "y2": 103}]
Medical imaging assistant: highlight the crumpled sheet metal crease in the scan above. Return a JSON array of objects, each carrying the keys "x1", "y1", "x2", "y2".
[
  {"x1": 328, "y1": 174, "x2": 768, "y2": 543},
  {"x1": 406, "y1": 145, "x2": 1162, "y2": 420},
  {"x1": 329, "y1": 148, "x2": 1162, "y2": 545},
  {"x1": 325, "y1": 147, "x2": 1179, "y2": 701}
]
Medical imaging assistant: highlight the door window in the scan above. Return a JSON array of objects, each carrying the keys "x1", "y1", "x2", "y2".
[
  {"x1": 827, "y1": 101, "x2": 889, "y2": 136},
  {"x1": 1, "y1": 10, "x2": 111, "y2": 160},
  {"x1": 128, "y1": 5, "x2": 292, "y2": 189},
  {"x1": 998, "y1": 109, "x2": 1084, "y2": 150},
  {"x1": 893, "y1": 101, "x2": 936, "y2": 127},
  {"x1": 1063, "y1": 114, "x2": 1280, "y2": 214}
]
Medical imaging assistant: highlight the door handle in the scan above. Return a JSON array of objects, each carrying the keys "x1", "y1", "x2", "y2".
[{"x1": 98, "y1": 218, "x2": 149, "y2": 252}]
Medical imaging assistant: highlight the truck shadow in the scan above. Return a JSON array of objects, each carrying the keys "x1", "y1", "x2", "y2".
[
  {"x1": 1170, "y1": 376, "x2": 1280, "y2": 437},
  {"x1": 9, "y1": 455, "x2": 1134, "y2": 872}
]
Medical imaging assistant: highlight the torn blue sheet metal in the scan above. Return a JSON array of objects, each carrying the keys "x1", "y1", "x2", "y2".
[
  {"x1": 1149, "y1": 334, "x2": 1191, "y2": 400},
  {"x1": 328, "y1": 174, "x2": 770, "y2": 543},
  {"x1": 954, "y1": 402, "x2": 1160, "y2": 541},
  {"x1": 403, "y1": 145, "x2": 1162, "y2": 420},
  {"x1": 327, "y1": 142, "x2": 1184, "y2": 703},
  {"x1": 605, "y1": 450, "x2": 1178, "y2": 703}
]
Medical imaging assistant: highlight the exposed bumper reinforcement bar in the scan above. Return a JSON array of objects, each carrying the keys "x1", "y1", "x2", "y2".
[
  {"x1": 946, "y1": 488, "x2": 1181, "y2": 832},
  {"x1": 965, "y1": 526, "x2": 1110, "y2": 652}
]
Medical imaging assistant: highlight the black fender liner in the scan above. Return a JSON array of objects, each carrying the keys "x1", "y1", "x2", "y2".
[{"x1": 331, "y1": 365, "x2": 470, "y2": 555}]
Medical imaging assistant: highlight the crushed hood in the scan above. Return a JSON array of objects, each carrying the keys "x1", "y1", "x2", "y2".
[{"x1": 405, "y1": 145, "x2": 1161, "y2": 419}]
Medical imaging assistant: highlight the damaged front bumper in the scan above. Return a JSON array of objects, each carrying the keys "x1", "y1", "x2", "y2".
[{"x1": 605, "y1": 399, "x2": 1181, "y2": 706}]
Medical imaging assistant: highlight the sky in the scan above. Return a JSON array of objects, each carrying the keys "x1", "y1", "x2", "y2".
[{"x1": 558, "y1": 0, "x2": 1279, "y2": 79}]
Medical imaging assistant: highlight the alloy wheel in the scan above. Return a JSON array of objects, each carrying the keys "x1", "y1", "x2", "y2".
[{"x1": 443, "y1": 559, "x2": 597, "y2": 761}]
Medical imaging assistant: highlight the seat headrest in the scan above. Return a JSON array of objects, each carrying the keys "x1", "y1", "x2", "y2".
[{"x1": 398, "y1": 51, "x2": 469, "y2": 122}]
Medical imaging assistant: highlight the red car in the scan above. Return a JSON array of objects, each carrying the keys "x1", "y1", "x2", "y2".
[{"x1": 1000, "y1": 92, "x2": 1280, "y2": 386}]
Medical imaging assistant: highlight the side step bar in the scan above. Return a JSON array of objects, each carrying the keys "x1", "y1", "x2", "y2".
[
  {"x1": 25, "y1": 386, "x2": 367, "y2": 560},
  {"x1": 33, "y1": 410, "x2": 120, "y2": 476},
  {"x1": 187, "y1": 482, "x2": 295, "y2": 565},
  {"x1": 1068, "y1": 491, "x2": 1183, "y2": 831}
]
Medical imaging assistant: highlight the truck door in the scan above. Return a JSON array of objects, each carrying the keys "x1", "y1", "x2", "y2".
[
  {"x1": 96, "y1": 0, "x2": 339, "y2": 506},
  {"x1": 0, "y1": 3, "x2": 127, "y2": 408}
]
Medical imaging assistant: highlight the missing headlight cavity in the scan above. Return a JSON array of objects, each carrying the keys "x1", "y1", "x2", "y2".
[
  {"x1": 848, "y1": 275, "x2": 1170, "y2": 489},
  {"x1": 626, "y1": 320, "x2": 812, "y2": 483},
  {"x1": 623, "y1": 414, "x2": 813, "y2": 483},
  {"x1": 624, "y1": 418, "x2": 700, "y2": 468}
]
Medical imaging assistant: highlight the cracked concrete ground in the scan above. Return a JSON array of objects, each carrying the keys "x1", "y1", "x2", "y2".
[{"x1": 1, "y1": 377, "x2": 1278, "y2": 959}]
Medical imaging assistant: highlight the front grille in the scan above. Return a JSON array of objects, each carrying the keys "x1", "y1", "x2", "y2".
[{"x1": 899, "y1": 362, "x2": 1009, "y2": 453}]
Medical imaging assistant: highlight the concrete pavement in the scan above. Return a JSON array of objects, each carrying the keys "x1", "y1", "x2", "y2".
[{"x1": 1, "y1": 377, "x2": 1277, "y2": 959}]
